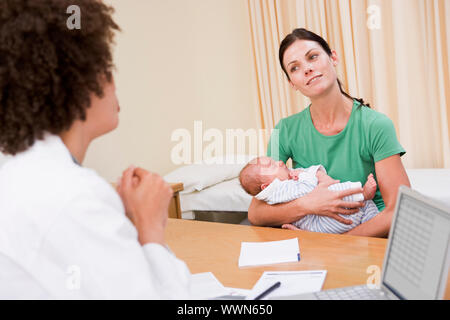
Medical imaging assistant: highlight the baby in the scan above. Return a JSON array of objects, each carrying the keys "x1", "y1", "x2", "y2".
[{"x1": 239, "y1": 156, "x2": 379, "y2": 234}]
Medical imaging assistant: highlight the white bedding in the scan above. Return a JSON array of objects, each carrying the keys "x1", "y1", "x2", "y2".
[
  {"x1": 406, "y1": 169, "x2": 450, "y2": 206},
  {"x1": 179, "y1": 169, "x2": 450, "y2": 214},
  {"x1": 180, "y1": 178, "x2": 252, "y2": 212}
]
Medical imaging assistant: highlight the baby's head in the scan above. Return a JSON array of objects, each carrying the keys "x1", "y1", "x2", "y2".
[{"x1": 239, "y1": 156, "x2": 290, "y2": 196}]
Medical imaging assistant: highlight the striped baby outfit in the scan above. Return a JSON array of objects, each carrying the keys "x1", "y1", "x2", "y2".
[{"x1": 255, "y1": 166, "x2": 379, "y2": 234}]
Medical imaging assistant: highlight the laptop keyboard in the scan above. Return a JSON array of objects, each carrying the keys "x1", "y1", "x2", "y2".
[{"x1": 314, "y1": 286, "x2": 389, "y2": 300}]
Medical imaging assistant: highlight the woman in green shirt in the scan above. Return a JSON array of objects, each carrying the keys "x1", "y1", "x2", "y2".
[{"x1": 248, "y1": 28, "x2": 410, "y2": 237}]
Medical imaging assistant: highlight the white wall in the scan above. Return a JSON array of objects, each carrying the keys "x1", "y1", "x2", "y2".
[{"x1": 84, "y1": 0, "x2": 260, "y2": 182}]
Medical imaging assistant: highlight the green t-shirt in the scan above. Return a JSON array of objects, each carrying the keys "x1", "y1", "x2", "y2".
[{"x1": 267, "y1": 100, "x2": 406, "y2": 211}]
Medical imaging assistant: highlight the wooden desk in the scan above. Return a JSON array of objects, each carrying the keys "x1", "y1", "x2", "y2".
[{"x1": 166, "y1": 219, "x2": 450, "y2": 298}]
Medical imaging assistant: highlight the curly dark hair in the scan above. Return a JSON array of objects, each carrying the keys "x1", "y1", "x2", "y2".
[{"x1": 0, "y1": 0, "x2": 120, "y2": 155}]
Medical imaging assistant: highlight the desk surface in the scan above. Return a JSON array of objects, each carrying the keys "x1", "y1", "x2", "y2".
[
  {"x1": 166, "y1": 219, "x2": 450, "y2": 299},
  {"x1": 166, "y1": 219, "x2": 386, "y2": 290}
]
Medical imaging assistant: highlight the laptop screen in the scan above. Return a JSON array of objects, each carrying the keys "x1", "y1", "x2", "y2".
[{"x1": 383, "y1": 192, "x2": 450, "y2": 299}]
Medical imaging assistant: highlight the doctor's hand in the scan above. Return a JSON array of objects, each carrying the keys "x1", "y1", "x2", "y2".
[
  {"x1": 303, "y1": 179, "x2": 365, "y2": 225},
  {"x1": 117, "y1": 166, "x2": 173, "y2": 246}
]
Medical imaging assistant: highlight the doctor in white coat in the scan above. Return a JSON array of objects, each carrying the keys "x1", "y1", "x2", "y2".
[{"x1": 0, "y1": 0, "x2": 191, "y2": 299}]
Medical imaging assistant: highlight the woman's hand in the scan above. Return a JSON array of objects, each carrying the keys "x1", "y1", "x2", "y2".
[
  {"x1": 304, "y1": 179, "x2": 365, "y2": 225},
  {"x1": 117, "y1": 166, "x2": 173, "y2": 245},
  {"x1": 248, "y1": 179, "x2": 365, "y2": 227},
  {"x1": 116, "y1": 166, "x2": 139, "y2": 223}
]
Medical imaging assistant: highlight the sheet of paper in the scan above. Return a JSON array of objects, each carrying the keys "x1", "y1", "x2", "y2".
[
  {"x1": 224, "y1": 287, "x2": 252, "y2": 296},
  {"x1": 247, "y1": 270, "x2": 327, "y2": 299},
  {"x1": 212, "y1": 287, "x2": 253, "y2": 300},
  {"x1": 238, "y1": 238, "x2": 300, "y2": 268},
  {"x1": 190, "y1": 272, "x2": 229, "y2": 299}
]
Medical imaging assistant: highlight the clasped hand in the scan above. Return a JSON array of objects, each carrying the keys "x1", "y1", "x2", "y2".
[{"x1": 116, "y1": 166, "x2": 173, "y2": 245}]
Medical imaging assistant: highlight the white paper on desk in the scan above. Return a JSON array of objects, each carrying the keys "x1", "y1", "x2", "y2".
[
  {"x1": 248, "y1": 270, "x2": 327, "y2": 300},
  {"x1": 238, "y1": 238, "x2": 300, "y2": 268},
  {"x1": 224, "y1": 287, "x2": 252, "y2": 297},
  {"x1": 190, "y1": 272, "x2": 229, "y2": 299}
]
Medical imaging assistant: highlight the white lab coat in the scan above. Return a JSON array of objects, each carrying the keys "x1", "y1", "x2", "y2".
[{"x1": 0, "y1": 134, "x2": 191, "y2": 299}]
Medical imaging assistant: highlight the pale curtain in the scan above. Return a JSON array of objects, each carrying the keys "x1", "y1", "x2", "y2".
[
  {"x1": 247, "y1": 0, "x2": 305, "y2": 131},
  {"x1": 248, "y1": 0, "x2": 450, "y2": 168}
]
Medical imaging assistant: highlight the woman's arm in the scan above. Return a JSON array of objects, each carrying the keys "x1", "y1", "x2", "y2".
[
  {"x1": 345, "y1": 154, "x2": 410, "y2": 237},
  {"x1": 248, "y1": 196, "x2": 309, "y2": 227},
  {"x1": 248, "y1": 180, "x2": 365, "y2": 226}
]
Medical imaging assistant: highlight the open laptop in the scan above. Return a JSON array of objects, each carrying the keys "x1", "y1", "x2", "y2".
[{"x1": 274, "y1": 185, "x2": 450, "y2": 300}]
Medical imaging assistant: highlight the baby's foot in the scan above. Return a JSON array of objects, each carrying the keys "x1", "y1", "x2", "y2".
[{"x1": 363, "y1": 173, "x2": 377, "y2": 200}]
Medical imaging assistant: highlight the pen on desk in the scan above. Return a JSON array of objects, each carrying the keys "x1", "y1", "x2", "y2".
[{"x1": 254, "y1": 281, "x2": 281, "y2": 300}]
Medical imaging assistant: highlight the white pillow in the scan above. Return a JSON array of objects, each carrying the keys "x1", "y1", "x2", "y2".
[
  {"x1": 179, "y1": 178, "x2": 253, "y2": 212},
  {"x1": 164, "y1": 155, "x2": 257, "y2": 194},
  {"x1": 406, "y1": 169, "x2": 450, "y2": 206}
]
